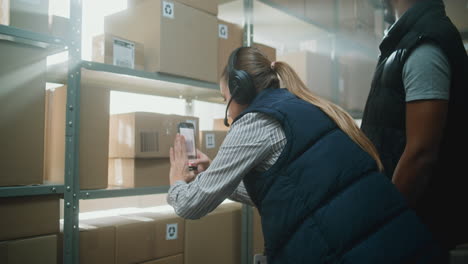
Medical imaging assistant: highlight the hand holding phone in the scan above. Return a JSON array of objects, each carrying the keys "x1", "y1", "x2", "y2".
[{"x1": 178, "y1": 122, "x2": 197, "y2": 171}]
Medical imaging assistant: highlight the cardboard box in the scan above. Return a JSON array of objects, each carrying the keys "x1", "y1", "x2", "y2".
[
  {"x1": 92, "y1": 33, "x2": 145, "y2": 71},
  {"x1": 446, "y1": 0, "x2": 468, "y2": 31},
  {"x1": 58, "y1": 222, "x2": 115, "y2": 264},
  {"x1": 128, "y1": 0, "x2": 218, "y2": 15},
  {"x1": 109, "y1": 112, "x2": 199, "y2": 158},
  {"x1": 0, "y1": 196, "x2": 59, "y2": 241},
  {"x1": 123, "y1": 210, "x2": 184, "y2": 259},
  {"x1": 339, "y1": 55, "x2": 375, "y2": 112},
  {"x1": 0, "y1": 40, "x2": 47, "y2": 187},
  {"x1": 44, "y1": 86, "x2": 66, "y2": 185},
  {"x1": 108, "y1": 158, "x2": 170, "y2": 188},
  {"x1": 305, "y1": 0, "x2": 335, "y2": 29},
  {"x1": 185, "y1": 202, "x2": 242, "y2": 264},
  {"x1": 253, "y1": 209, "x2": 264, "y2": 255},
  {"x1": 279, "y1": 51, "x2": 334, "y2": 101},
  {"x1": 105, "y1": 0, "x2": 218, "y2": 82},
  {"x1": 0, "y1": 235, "x2": 57, "y2": 264},
  {"x1": 0, "y1": 0, "x2": 9, "y2": 25},
  {"x1": 200, "y1": 131, "x2": 228, "y2": 160},
  {"x1": 44, "y1": 85, "x2": 110, "y2": 190},
  {"x1": 142, "y1": 254, "x2": 184, "y2": 264},
  {"x1": 218, "y1": 19, "x2": 243, "y2": 80},
  {"x1": 213, "y1": 118, "x2": 230, "y2": 131},
  {"x1": 81, "y1": 216, "x2": 155, "y2": 264},
  {"x1": 253, "y1": 43, "x2": 277, "y2": 61},
  {"x1": 48, "y1": 15, "x2": 69, "y2": 39},
  {"x1": 9, "y1": 0, "x2": 49, "y2": 33}
]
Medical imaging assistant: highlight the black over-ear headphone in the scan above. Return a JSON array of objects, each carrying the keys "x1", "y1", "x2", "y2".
[{"x1": 224, "y1": 47, "x2": 256, "y2": 127}]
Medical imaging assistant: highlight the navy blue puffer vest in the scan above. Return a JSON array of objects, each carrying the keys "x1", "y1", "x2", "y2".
[{"x1": 234, "y1": 88, "x2": 440, "y2": 263}]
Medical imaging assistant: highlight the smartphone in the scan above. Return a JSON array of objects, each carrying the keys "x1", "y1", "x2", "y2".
[{"x1": 178, "y1": 122, "x2": 197, "y2": 170}]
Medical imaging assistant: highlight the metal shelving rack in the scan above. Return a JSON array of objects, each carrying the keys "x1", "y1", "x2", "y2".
[{"x1": 0, "y1": 0, "x2": 381, "y2": 264}]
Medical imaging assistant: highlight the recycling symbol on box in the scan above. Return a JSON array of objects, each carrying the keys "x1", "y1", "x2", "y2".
[
  {"x1": 162, "y1": 1, "x2": 174, "y2": 19},
  {"x1": 166, "y1": 223, "x2": 178, "y2": 240}
]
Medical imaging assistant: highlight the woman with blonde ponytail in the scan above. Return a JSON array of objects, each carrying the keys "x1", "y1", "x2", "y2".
[{"x1": 167, "y1": 47, "x2": 441, "y2": 263}]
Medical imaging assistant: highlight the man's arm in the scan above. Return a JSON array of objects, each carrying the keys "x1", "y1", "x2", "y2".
[
  {"x1": 393, "y1": 43, "x2": 451, "y2": 207},
  {"x1": 393, "y1": 100, "x2": 448, "y2": 208}
]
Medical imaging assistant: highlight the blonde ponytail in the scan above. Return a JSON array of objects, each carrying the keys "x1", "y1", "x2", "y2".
[{"x1": 274, "y1": 61, "x2": 384, "y2": 171}]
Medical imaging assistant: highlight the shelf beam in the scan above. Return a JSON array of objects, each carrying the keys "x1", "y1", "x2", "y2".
[
  {"x1": 0, "y1": 24, "x2": 67, "y2": 50},
  {"x1": 79, "y1": 186, "x2": 170, "y2": 200},
  {"x1": 81, "y1": 61, "x2": 219, "y2": 91},
  {"x1": 0, "y1": 184, "x2": 64, "y2": 198}
]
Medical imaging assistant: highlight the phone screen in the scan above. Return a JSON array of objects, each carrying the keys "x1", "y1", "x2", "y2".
[{"x1": 179, "y1": 127, "x2": 196, "y2": 159}]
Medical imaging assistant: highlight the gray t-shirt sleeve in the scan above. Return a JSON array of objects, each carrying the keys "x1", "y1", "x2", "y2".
[{"x1": 402, "y1": 43, "x2": 451, "y2": 102}]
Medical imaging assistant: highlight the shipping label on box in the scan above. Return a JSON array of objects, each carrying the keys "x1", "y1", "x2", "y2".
[
  {"x1": 201, "y1": 131, "x2": 227, "y2": 160},
  {"x1": 205, "y1": 133, "x2": 216, "y2": 149},
  {"x1": 92, "y1": 34, "x2": 144, "y2": 70},
  {"x1": 113, "y1": 37, "x2": 136, "y2": 69}
]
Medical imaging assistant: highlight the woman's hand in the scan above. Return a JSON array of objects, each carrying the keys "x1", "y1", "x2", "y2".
[
  {"x1": 192, "y1": 150, "x2": 212, "y2": 174},
  {"x1": 169, "y1": 134, "x2": 196, "y2": 185}
]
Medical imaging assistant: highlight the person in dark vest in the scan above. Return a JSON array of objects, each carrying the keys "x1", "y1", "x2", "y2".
[
  {"x1": 361, "y1": 0, "x2": 468, "y2": 258},
  {"x1": 167, "y1": 47, "x2": 441, "y2": 263}
]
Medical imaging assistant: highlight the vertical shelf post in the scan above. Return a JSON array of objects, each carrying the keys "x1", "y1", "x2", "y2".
[
  {"x1": 242, "y1": 2, "x2": 254, "y2": 264},
  {"x1": 243, "y1": 0, "x2": 254, "y2": 47},
  {"x1": 63, "y1": 0, "x2": 83, "y2": 263}
]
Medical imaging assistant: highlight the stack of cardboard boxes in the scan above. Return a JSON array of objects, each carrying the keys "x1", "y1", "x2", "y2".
[
  {"x1": 0, "y1": 38, "x2": 47, "y2": 187},
  {"x1": 0, "y1": 4, "x2": 67, "y2": 261},
  {"x1": 44, "y1": 84, "x2": 111, "y2": 190},
  {"x1": 92, "y1": 0, "x2": 276, "y2": 80},
  {"x1": 108, "y1": 112, "x2": 199, "y2": 188},
  {"x1": 55, "y1": 202, "x2": 242, "y2": 264},
  {"x1": 58, "y1": 207, "x2": 185, "y2": 264},
  {"x1": 0, "y1": 196, "x2": 60, "y2": 264},
  {"x1": 95, "y1": 0, "x2": 218, "y2": 81}
]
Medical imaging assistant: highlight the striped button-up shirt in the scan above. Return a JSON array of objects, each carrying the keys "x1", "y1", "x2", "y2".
[{"x1": 167, "y1": 112, "x2": 287, "y2": 219}]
